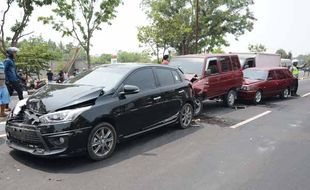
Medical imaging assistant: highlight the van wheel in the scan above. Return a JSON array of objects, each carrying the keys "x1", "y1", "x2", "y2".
[
  {"x1": 280, "y1": 88, "x2": 290, "y2": 99},
  {"x1": 87, "y1": 123, "x2": 117, "y2": 161},
  {"x1": 253, "y1": 90, "x2": 263, "y2": 104},
  {"x1": 179, "y1": 103, "x2": 193, "y2": 129},
  {"x1": 225, "y1": 90, "x2": 236, "y2": 107},
  {"x1": 193, "y1": 98, "x2": 203, "y2": 117}
]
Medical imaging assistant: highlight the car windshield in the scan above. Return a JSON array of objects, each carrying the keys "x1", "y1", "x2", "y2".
[
  {"x1": 169, "y1": 58, "x2": 204, "y2": 76},
  {"x1": 243, "y1": 69, "x2": 268, "y2": 80},
  {"x1": 66, "y1": 66, "x2": 128, "y2": 90}
]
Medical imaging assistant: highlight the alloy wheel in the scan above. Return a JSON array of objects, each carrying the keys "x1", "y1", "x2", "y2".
[
  {"x1": 255, "y1": 91, "x2": 262, "y2": 104},
  {"x1": 91, "y1": 127, "x2": 114, "y2": 157},
  {"x1": 180, "y1": 103, "x2": 193, "y2": 129}
]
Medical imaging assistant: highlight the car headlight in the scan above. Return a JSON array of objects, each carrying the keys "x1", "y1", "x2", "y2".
[
  {"x1": 39, "y1": 106, "x2": 91, "y2": 124},
  {"x1": 13, "y1": 98, "x2": 28, "y2": 116},
  {"x1": 241, "y1": 85, "x2": 251, "y2": 91}
]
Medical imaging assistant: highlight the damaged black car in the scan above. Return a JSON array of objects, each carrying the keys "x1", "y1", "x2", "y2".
[{"x1": 5, "y1": 64, "x2": 194, "y2": 160}]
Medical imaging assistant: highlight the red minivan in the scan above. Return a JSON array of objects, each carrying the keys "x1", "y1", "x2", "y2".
[
  {"x1": 238, "y1": 67, "x2": 295, "y2": 104},
  {"x1": 169, "y1": 54, "x2": 243, "y2": 116}
]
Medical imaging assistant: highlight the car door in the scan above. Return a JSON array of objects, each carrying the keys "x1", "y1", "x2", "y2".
[
  {"x1": 275, "y1": 69, "x2": 288, "y2": 92},
  {"x1": 154, "y1": 67, "x2": 182, "y2": 125},
  {"x1": 218, "y1": 56, "x2": 234, "y2": 95},
  {"x1": 114, "y1": 68, "x2": 165, "y2": 136},
  {"x1": 203, "y1": 57, "x2": 221, "y2": 98},
  {"x1": 264, "y1": 70, "x2": 279, "y2": 97}
]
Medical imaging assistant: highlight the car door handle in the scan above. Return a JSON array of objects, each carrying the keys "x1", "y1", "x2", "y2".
[
  {"x1": 153, "y1": 96, "x2": 161, "y2": 101},
  {"x1": 178, "y1": 90, "x2": 185, "y2": 94}
]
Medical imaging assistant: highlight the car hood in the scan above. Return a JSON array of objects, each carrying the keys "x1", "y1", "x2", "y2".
[
  {"x1": 26, "y1": 84, "x2": 104, "y2": 114},
  {"x1": 243, "y1": 78, "x2": 265, "y2": 85}
]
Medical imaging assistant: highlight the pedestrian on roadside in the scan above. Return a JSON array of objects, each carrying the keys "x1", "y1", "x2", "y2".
[
  {"x1": 0, "y1": 61, "x2": 10, "y2": 117},
  {"x1": 3, "y1": 47, "x2": 23, "y2": 100},
  {"x1": 47, "y1": 69, "x2": 54, "y2": 83},
  {"x1": 162, "y1": 55, "x2": 170, "y2": 65},
  {"x1": 290, "y1": 59, "x2": 299, "y2": 96},
  {"x1": 57, "y1": 70, "x2": 64, "y2": 83}
]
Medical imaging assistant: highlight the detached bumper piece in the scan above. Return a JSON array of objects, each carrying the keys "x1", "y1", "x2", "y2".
[{"x1": 6, "y1": 124, "x2": 69, "y2": 156}]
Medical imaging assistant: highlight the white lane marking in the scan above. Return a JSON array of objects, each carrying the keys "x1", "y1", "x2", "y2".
[
  {"x1": 230, "y1": 111, "x2": 272, "y2": 129},
  {"x1": 0, "y1": 134, "x2": 6, "y2": 138},
  {"x1": 302, "y1": 92, "x2": 310, "y2": 97}
]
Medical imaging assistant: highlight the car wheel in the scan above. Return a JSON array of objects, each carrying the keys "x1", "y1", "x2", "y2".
[
  {"x1": 225, "y1": 90, "x2": 236, "y2": 107},
  {"x1": 87, "y1": 123, "x2": 117, "y2": 161},
  {"x1": 253, "y1": 90, "x2": 263, "y2": 104},
  {"x1": 193, "y1": 98, "x2": 203, "y2": 117},
  {"x1": 280, "y1": 87, "x2": 290, "y2": 99},
  {"x1": 179, "y1": 103, "x2": 193, "y2": 129}
]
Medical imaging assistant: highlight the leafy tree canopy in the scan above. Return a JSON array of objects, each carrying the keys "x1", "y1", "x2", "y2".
[{"x1": 248, "y1": 43, "x2": 266, "y2": 53}]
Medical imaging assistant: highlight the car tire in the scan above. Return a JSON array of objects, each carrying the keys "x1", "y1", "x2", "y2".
[
  {"x1": 280, "y1": 87, "x2": 290, "y2": 99},
  {"x1": 193, "y1": 98, "x2": 203, "y2": 117},
  {"x1": 253, "y1": 90, "x2": 263, "y2": 104},
  {"x1": 87, "y1": 123, "x2": 117, "y2": 161},
  {"x1": 224, "y1": 90, "x2": 236, "y2": 107},
  {"x1": 178, "y1": 103, "x2": 194, "y2": 129}
]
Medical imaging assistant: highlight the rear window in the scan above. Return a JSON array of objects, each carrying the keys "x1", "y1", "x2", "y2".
[
  {"x1": 169, "y1": 58, "x2": 204, "y2": 76},
  {"x1": 231, "y1": 56, "x2": 241, "y2": 70},
  {"x1": 243, "y1": 69, "x2": 268, "y2": 80}
]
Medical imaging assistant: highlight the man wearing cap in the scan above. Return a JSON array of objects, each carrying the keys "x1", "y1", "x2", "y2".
[{"x1": 4, "y1": 47, "x2": 24, "y2": 100}]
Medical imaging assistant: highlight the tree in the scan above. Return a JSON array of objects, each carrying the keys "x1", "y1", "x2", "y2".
[
  {"x1": 276, "y1": 49, "x2": 292, "y2": 59},
  {"x1": 248, "y1": 44, "x2": 266, "y2": 53},
  {"x1": 39, "y1": 0, "x2": 122, "y2": 69},
  {"x1": 16, "y1": 37, "x2": 62, "y2": 79},
  {"x1": 117, "y1": 51, "x2": 152, "y2": 63},
  {"x1": 91, "y1": 53, "x2": 112, "y2": 64},
  {"x1": 0, "y1": 0, "x2": 53, "y2": 56},
  {"x1": 138, "y1": 0, "x2": 255, "y2": 55}
]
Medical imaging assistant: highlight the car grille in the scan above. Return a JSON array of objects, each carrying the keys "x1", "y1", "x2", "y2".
[{"x1": 7, "y1": 127, "x2": 41, "y2": 144}]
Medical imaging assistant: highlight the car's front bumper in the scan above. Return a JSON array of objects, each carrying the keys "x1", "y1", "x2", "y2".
[
  {"x1": 5, "y1": 121, "x2": 91, "y2": 157},
  {"x1": 238, "y1": 90, "x2": 256, "y2": 100}
]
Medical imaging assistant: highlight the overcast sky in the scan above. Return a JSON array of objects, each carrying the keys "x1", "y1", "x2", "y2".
[{"x1": 1, "y1": 0, "x2": 310, "y2": 56}]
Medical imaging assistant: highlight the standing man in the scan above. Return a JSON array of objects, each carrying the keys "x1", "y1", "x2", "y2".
[
  {"x1": 4, "y1": 47, "x2": 23, "y2": 100},
  {"x1": 46, "y1": 69, "x2": 54, "y2": 83},
  {"x1": 290, "y1": 59, "x2": 299, "y2": 96},
  {"x1": 0, "y1": 61, "x2": 10, "y2": 117},
  {"x1": 162, "y1": 55, "x2": 170, "y2": 65}
]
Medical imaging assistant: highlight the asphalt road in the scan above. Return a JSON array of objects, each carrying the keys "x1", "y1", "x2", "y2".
[{"x1": 0, "y1": 79, "x2": 310, "y2": 190}]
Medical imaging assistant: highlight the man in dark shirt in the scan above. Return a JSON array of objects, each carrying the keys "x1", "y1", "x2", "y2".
[{"x1": 47, "y1": 69, "x2": 54, "y2": 83}]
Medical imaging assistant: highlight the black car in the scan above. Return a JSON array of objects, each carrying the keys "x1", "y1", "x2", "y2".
[{"x1": 6, "y1": 64, "x2": 195, "y2": 160}]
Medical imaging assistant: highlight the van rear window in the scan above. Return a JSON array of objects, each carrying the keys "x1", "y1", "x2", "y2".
[{"x1": 169, "y1": 58, "x2": 204, "y2": 76}]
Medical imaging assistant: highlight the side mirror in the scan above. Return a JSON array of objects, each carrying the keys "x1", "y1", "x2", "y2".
[
  {"x1": 120, "y1": 85, "x2": 140, "y2": 96},
  {"x1": 205, "y1": 69, "x2": 212, "y2": 76}
]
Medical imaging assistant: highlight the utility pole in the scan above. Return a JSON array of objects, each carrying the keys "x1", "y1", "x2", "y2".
[{"x1": 195, "y1": 0, "x2": 199, "y2": 54}]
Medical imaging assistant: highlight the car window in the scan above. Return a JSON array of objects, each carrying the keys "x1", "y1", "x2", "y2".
[
  {"x1": 124, "y1": 68, "x2": 156, "y2": 91},
  {"x1": 231, "y1": 56, "x2": 241, "y2": 70},
  {"x1": 268, "y1": 70, "x2": 277, "y2": 80},
  {"x1": 171, "y1": 70, "x2": 182, "y2": 83},
  {"x1": 169, "y1": 58, "x2": 204, "y2": 77},
  {"x1": 243, "y1": 69, "x2": 268, "y2": 80},
  {"x1": 219, "y1": 57, "x2": 232, "y2": 72},
  {"x1": 156, "y1": 68, "x2": 175, "y2": 87},
  {"x1": 206, "y1": 59, "x2": 219, "y2": 75}
]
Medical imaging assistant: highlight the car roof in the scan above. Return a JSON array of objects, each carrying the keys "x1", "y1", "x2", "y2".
[
  {"x1": 245, "y1": 67, "x2": 289, "y2": 71},
  {"x1": 173, "y1": 54, "x2": 238, "y2": 58},
  {"x1": 96, "y1": 63, "x2": 177, "y2": 71}
]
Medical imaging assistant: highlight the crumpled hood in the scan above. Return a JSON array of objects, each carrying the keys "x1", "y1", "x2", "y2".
[
  {"x1": 243, "y1": 78, "x2": 264, "y2": 85},
  {"x1": 26, "y1": 84, "x2": 104, "y2": 114}
]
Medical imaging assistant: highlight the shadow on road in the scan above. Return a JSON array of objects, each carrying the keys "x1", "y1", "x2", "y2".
[{"x1": 9, "y1": 124, "x2": 202, "y2": 174}]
